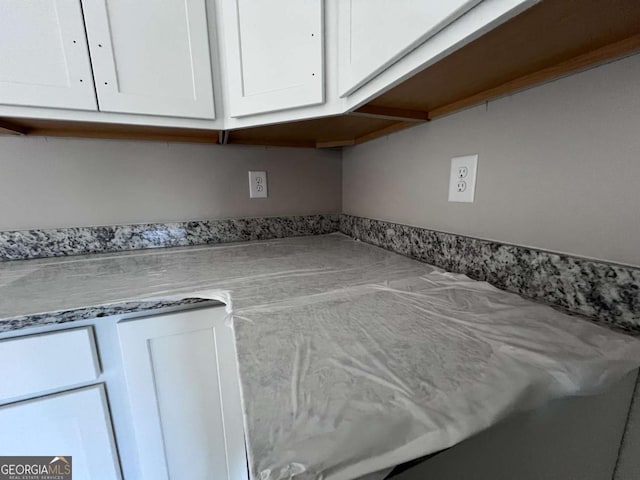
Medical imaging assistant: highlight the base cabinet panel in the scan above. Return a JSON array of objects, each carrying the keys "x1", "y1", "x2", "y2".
[
  {"x1": 0, "y1": 385, "x2": 122, "y2": 480},
  {"x1": 220, "y1": 0, "x2": 324, "y2": 117},
  {"x1": 118, "y1": 307, "x2": 248, "y2": 480}
]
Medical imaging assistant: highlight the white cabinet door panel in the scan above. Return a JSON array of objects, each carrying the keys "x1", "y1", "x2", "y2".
[
  {"x1": 338, "y1": 0, "x2": 482, "y2": 96},
  {"x1": 0, "y1": 0, "x2": 97, "y2": 110},
  {"x1": 118, "y1": 307, "x2": 248, "y2": 480},
  {"x1": 221, "y1": 0, "x2": 324, "y2": 117},
  {"x1": 81, "y1": 0, "x2": 215, "y2": 119},
  {"x1": 0, "y1": 386, "x2": 121, "y2": 480},
  {"x1": 0, "y1": 327, "x2": 100, "y2": 403}
]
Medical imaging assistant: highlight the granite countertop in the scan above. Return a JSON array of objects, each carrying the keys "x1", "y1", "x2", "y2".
[
  {"x1": 2, "y1": 233, "x2": 640, "y2": 480},
  {"x1": 0, "y1": 233, "x2": 433, "y2": 332}
]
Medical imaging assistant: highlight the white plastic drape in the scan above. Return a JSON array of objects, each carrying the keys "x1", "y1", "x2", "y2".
[{"x1": 1, "y1": 234, "x2": 639, "y2": 480}]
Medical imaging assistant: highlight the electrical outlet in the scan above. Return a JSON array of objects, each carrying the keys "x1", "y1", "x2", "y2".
[
  {"x1": 448, "y1": 155, "x2": 478, "y2": 202},
  {"x1": 248, "y1": 171, "x2": 268, "y2": 198}
]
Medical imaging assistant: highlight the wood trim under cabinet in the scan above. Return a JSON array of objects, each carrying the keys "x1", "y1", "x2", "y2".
[
  {"x1": 0, "y1": 118, "x2": 220, "y2": 144},
  {"x1": 428, "y1": 33, "x2": 640, "y2": 119},
  {"x1": 354, "y1": 121, "x2": 417, "y2": 145},
  {"x1": 316, "y1": 139, "x2": 356, "y2": 148},
  {"x1": 350, "y1": 105, "x2": 429, "y2": 123},
  {"x1": 0, "y1": 120, "x2": 27, "y2": 135}
]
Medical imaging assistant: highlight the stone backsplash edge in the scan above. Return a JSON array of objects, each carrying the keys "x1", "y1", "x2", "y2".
[
  {"x1": 0, "y1": 214, "x2": 340, "y2": 261},
  {"x1": 340, "y1": 214, "x2": 640, "y2": 334}
]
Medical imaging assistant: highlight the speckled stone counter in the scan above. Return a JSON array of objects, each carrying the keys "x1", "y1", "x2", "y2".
[
  {"x1": 0, "y1": 214, "x2": 340, "y2": 261},
  {"x1": 2, "y1": 212, "x2": 638, "y2": 334},
  {"x1": 0, "y1": 234, "x2": 433, "y2": 333},
  {"x1": 2, "y1": 234, "x2": 640, "y2": 480},
  {"x1": 340, "y1": 215, "x2": 640, "y2": 334},
  {"x1": 1, "y1": 226, "x2": 639, "y2": 335}
]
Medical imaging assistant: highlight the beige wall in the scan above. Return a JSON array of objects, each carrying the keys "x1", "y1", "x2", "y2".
[
  {"x1": 0, "y1": 137, "x2": 341, "y2": 230},
  {"x1": 343, "y1": 53, "x2": 640, "y2": 267}
]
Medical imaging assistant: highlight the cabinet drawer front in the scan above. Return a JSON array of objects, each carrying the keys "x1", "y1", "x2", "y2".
[
  {"x1": 0, "y1": 385, "x2": 121, "y2": 479},
  {"x1": 0, "y1": 327, "x2": 100, "y2": 403}
]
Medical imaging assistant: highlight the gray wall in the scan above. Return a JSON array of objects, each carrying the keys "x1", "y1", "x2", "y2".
[
  {"x1": 2, "y1": 54, "x2": 639, "y2": 265},
  {"x1": 343, "y1": 53, "x2": 640, "y2": 267},
  {"x1": 0, "y1": 137, "x2": 342, "y2": 230}
]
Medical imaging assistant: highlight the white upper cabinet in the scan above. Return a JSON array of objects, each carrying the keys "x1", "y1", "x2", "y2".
[
  {"x1": 220, "y1": 0, "x2": 324, "y2": 117},
  {"x1": 0, "y1": 0, "x2": 97, "y2": 110},
  {"x1": 0, "y1": 0, "x2": 537, "y2": 130},
  {"x1": 338, "y1": 0, "x2": 482, "y2": 97},
  {"x1": 81, "y1": 0, "x2": 216, "y2": 119}
]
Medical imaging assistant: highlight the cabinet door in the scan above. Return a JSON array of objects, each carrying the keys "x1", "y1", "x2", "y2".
[
  {"x1": 0, "y1": 386, "x2": 121, "y2": 480},
  {"x1": 338, "y1": 0, "x2": 481, "y2": 96},
  {"x1": 0, "y1": 327, "x2": 100, "y2": 403},
  {"x1": 0, "y1": 0, "x2": 97, "y2": 110},
  {"x1": 220, "y1": 0, "x2": 324, "y2": 117},
  {"x1": 118, "y1": 307, "x2": 247, "y2": 480},
  {"x1": 81, "y1": 0, "x2": 215, "y2": 119}
]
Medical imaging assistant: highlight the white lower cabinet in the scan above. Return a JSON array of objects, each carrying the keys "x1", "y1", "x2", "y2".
[
  {"x1": 118, "y1": 307, "x2": 248, "y2": 480},
  {"x1": 0, "y1": 385, "x2": 122, "y2": 480}
]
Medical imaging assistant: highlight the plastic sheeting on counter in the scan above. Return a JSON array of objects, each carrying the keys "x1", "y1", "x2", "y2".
[
  {"x1": 1, "y1": 234, "x2": 640, "y2": 480},
  {"x1": 0, "y1": 234, "x2": 437, "y2": 321},
  {"x1": 231, "y1": 273, "x2": 640, "y2": 480}
]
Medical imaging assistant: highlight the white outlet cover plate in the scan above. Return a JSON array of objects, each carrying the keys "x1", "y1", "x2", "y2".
[
  {"x1": 248, "y1": 171, "x2": 268, "y2": 198},
  {"x1": 448, "y1": 154, "x2": 478, "y2": 203}
]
